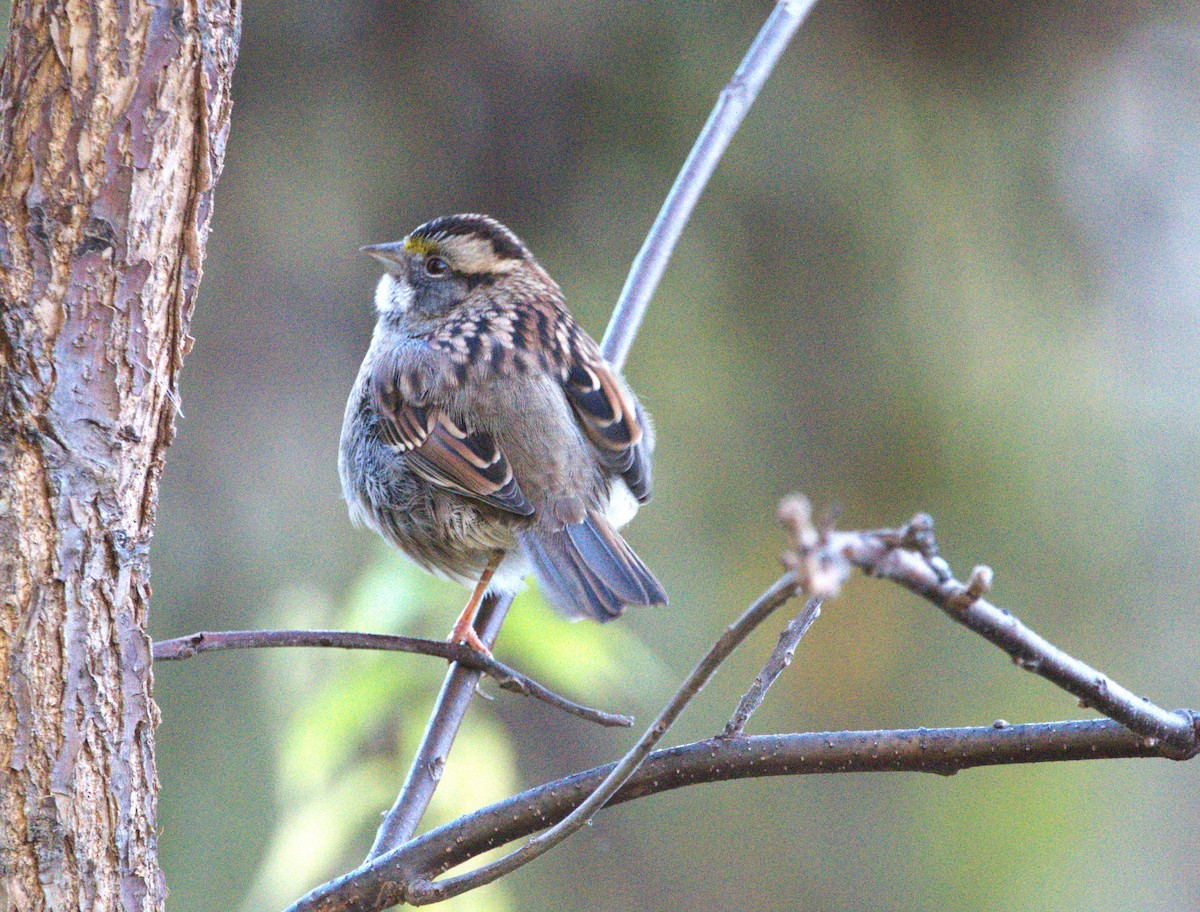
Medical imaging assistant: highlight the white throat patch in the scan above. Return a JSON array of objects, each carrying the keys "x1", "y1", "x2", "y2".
[{"x1": 374, "y1": 273, "x2": 414, "y2": 315}]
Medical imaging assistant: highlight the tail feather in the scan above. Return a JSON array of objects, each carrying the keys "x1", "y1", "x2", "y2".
[
  {"x1": 520, "y1": 510, "x2": 667, "y2": 621},
  {"x1": 558, "y1": 534, "x2": 628, "y2": 616},
  {"x1": 521, "y1": 533, "x2": 613, "y2": 619},
  {"x1": 566, "y1": 519, "x2": 651, "y2": 605}
]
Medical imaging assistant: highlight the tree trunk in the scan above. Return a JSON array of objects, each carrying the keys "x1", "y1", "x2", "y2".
[{"x1": 0, "y1": 0, "x2": 239, "y2": 908}]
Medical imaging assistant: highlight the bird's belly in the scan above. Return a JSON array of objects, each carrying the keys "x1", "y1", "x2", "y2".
[{"x1": 345, "y1": 435, "x2": 519, "y2": 584}]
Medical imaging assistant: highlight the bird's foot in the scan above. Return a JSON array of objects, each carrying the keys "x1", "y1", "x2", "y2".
[{"x1": 448, "y1": 620, "x2": 492, "y2": 659}]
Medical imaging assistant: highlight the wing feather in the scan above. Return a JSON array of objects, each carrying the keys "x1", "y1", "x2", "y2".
[
  {"x1": 562, "y1": 356, "x2": 653, "y2": 502},
  {"x1": 373, "y1": 372, "x2": 534, "y2": 517}
]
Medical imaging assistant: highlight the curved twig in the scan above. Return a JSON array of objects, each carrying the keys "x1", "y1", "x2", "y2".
[
  {"x1": 152, "y1": 620, "x2": 631, "y2": 729},
  {"x1": 841, "y1": 523, "x2": 1196, "y2": 753},
  {"x1": 282, "y1": 716, "x2": 1198, "y2": 912},
  {"x1": 769, "y1": 500, "x2": 1199, "y2": 759}
]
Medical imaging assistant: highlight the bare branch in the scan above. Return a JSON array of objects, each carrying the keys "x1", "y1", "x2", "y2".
[
  {"x1": 279, "y1": 493, "x2": 1200, "y2": 912},
  {"x1": 282, "y1": 717, "x2": 1199, "y2": 912},
  {"x1": 767, "y1": 496, "x2": 1196, "y2": 757},
  {"x1": 152, "y1": 625, "x2": 632, "y2": 729},
  {"x1": 819, "y1": 515, "x2": 1198, "y2": 759},
  {"x1": 601, "y1": 0, "x2": 820, "y2": 370},
  {"x1": 723, "y1": 597, "x2": 822, "y2": 738},
  {"x1": 403, "y1": 572, "x2": 803, "y2": 904},
  {"x1": 367, "y1": 592, "x2": 514, "y2": 857}
]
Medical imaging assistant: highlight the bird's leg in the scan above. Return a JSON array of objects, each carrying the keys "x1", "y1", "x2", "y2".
[{"x1": 448, "y1": 551, "x2": 503, "y2": 657}]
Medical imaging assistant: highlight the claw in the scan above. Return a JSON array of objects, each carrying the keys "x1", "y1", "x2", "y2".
[{"x1": 449, "y1": 621, "x2": 492, "y2": 659}]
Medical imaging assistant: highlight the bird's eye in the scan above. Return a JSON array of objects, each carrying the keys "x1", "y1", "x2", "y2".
[{"x1": 424, "y1": 256, "x2": 449, "y2": 278}]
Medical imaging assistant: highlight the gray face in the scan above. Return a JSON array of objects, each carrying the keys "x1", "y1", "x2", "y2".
[{"x1": 374, "y1": 252, "x2": 492, "y2": 323}]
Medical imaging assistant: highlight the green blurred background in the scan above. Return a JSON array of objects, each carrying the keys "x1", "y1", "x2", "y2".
[{"x1": 24, "y1": 0, "x2": 1200, "y2": 908}]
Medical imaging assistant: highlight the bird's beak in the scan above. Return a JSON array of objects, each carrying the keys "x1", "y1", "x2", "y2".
[{"x1": 360, "y1": 241, "x2": 407, "y2": 270}]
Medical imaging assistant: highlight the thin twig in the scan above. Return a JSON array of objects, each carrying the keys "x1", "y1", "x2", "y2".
[
  {"x1": 403, "y1": 572, "x2": 803, "y2": 904},
  {"x1": 723, "y1": 597, "x2": 822, "y2": 738},
  {"x1": 152, "y1": 625, "x2": 632, "y2": 729},
  {"x1": 282, "y1": 716, "x2": 1199, "y2": 912},
  {"x1": 601, "y1": 0, "x2": 820, "y2": 370},
  {"x1": 774, "y1": 497, "x2": 1199, "y2": 759},
  {"x1": 363, "y1": 0, "x2": 816, "y2": 865},
  {"x1": 835, "y1": 520, "x2": 1196, "y2": 756},
  {"x1": 367, "y1": 593, "x2": 513, "y2": 857}
]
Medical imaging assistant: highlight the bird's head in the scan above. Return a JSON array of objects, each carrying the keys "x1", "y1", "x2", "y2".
[{"x1": 362, "y1": 214, "x2": 538, "y2": 321}]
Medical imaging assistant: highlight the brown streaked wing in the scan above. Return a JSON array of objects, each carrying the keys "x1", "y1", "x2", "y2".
[
  {"x1": 373, "y1": 373, "x2": 534, "y2": 516},
  {"x1": 406, "y1": 414, "x2": 534, "y2": 517},
  {"x1": 372, "y1": 370, "x2": 434, "y2": 451},
  {"x1": 562, "y1": 353, "x2": 653, "y2": 502}
]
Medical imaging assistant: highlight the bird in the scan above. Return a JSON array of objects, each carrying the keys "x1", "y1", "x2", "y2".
[{"x1": 339, "y1": 213, "x2": 667, "y2": 655}]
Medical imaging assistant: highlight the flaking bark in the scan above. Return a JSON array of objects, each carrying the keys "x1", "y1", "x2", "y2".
[{"x1": 0, "y1": 0, "x2": 239, "y2": 909}]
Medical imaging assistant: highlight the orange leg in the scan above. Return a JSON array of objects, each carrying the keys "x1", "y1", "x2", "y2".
[{"x1": 448, "y1": 552, "x2": 503, "y2": 657}]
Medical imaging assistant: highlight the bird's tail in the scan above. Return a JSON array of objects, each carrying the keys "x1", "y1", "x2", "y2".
[{"x1": 518, "y1": 510, "x2": 667, "y2": 621}]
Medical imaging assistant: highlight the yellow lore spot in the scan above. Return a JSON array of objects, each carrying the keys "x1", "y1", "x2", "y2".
[{"x1": 403, "y1": 236, "x2": 439, "y2": 257}]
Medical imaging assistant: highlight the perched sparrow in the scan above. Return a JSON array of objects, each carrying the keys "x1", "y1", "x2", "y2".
[{"x1": 340, "y1": 214, "x2": 666, "y2": 653}]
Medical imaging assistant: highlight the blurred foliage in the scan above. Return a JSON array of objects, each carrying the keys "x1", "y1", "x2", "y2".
[{"x1": 4, "y1": 0, "x2": 1197, "y2": 909}]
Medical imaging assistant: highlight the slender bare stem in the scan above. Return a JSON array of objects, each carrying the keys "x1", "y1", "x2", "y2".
[
  {"x1": 824, "y1": 518, "x2": 1198, "y2": 758},
  {"x1": 765, "y1": 496, "x2": 1198, "y2": 758},
  {"x1": 367, "y1": 593, "x2": 513, "y2": 856},
  {"x1": 601, "y1": 0, "x2": 819, "y2": 370},
  {"x1": 152, "y1": 626, "x2": 631, "y2": 728},
  {"x1": 403, "y1": 572, "x2": 802, "y2": 904},
  {"x1": 282, "y1": 716, "x2": 1198, "y2": 912},
  {"x1": 723, "y1": 597, "x2": 822, "y2": 738}
]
